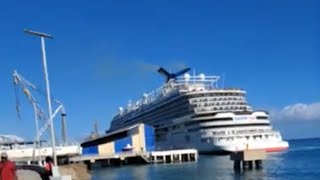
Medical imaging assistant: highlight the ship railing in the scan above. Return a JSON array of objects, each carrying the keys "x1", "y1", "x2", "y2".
[
  {"x1": 117, "y1": 76, "x2": 219, "y2": 114},
  {"x1": 118, "y1": 77, "x2": 244, "y2": 115},
  {"x1": 117, "y1": 75, "x2": 248, "y2": 115},
  {"x1": 176, "y1": 75, "x2": 220, "y2": 83}
]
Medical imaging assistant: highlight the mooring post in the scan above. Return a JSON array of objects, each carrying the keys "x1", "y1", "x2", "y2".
[
  {"x1": 234, "y1": 160, "x2": 241, "y2": 170},
  {"x1": 255, "y1": 160, "x2": 263, "y2": 169},
  {"x1": 243, "y1": 161, "x2": 250, "y2": 169},
  {"x1": 248, "y1": 161, "x2": 253, "y2": 169}
]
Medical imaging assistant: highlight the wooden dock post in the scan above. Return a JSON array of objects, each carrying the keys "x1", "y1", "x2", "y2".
[{"x1": 230, "y1": 150, "x2": 266, "y2": 170}]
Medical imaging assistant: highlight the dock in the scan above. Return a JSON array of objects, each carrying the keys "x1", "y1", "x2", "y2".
[
  {"x1": 151, "y1": 149, "x2": 198, "y2": 163},
  {"x1": 70, "y1": 149, "x2": 198, "y2": 169},
  {"x1": 230, "y1": 149, "x2": 266, "y2": 170}
]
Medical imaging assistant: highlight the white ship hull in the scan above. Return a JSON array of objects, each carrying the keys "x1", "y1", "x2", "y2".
[
  {"x1": 157, "y1": 133, "x2": 289, "y2": 154},
  {"x1": 193, "y1": 140, "x2": 289, "y2": 154}
]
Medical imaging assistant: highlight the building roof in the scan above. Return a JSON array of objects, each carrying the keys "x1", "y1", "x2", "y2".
[{"x1": 81, "y1": 123, "x2": 142, "y2": 147}]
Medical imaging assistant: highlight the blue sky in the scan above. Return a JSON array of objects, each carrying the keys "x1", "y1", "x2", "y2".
[{"x1": 0, "y1": 0, "x2": 319, "y2": 141}]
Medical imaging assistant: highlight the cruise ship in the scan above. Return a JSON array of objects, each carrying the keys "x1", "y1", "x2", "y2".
[{"x1": 107, "y1": 68, "x2": 289, "y2": 154}]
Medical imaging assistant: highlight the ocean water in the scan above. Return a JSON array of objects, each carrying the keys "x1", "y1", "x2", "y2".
[{"x1": 91, "y1": 138, "x2": 320, "y2": 180}]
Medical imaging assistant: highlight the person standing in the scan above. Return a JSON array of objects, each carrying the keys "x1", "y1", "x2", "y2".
[
  {"x1": 0, "y1": 152, "x2": 17, "y2": 180},
  {"x1": 44, "y1": 156, "x2": 53, "y2": 176}
]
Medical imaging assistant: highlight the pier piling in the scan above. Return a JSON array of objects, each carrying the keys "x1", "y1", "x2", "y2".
[{"x1": 230, "y1": 150, "x2": 266, "y2": 170}]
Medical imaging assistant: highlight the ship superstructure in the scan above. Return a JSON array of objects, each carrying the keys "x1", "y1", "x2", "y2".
[{"x1": 108, "y1": 68, "x2": 289, "y2": 154}]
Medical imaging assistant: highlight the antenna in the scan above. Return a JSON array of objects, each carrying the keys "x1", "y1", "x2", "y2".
[
  {"x1": 94, "y1": 121, "x2": 99, "y2": 137},
  {"x1": 193, "y1": 68, "x2": 196, "y2": 83},
  {"x1": 222, "y1": 72, "x2": 225, "y2": 89}
]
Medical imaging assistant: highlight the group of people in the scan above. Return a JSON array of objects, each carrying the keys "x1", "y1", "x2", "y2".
[{"x1": 0, "y1": 152, "x2": 54, "y2": 180}]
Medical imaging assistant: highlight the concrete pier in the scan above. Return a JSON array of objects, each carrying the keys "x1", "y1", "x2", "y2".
[
  {"x1": 70, "y1": 149, "x2": 198, "y2": 169},
  {"x1": 151, "y1": 149, "x2": 198, "y2": 164},
  {"x1": 230, "y1": 150, "x2": 266, "y2": 170}
]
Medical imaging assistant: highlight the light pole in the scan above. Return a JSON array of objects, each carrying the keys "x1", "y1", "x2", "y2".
[
  {"x1": 24, "y1": 29, "x2": 58, "y2": 166},
  {"x1": 33, "y1": 103, "x2": 41, "y2": 162}
]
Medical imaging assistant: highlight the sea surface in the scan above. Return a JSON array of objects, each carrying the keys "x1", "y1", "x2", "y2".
[{"x1": 91, "y1": 138, "x2": 320, "y2": 180}]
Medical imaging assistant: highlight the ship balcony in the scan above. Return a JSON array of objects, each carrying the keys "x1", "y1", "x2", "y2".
[
  {"x1": 192, "y1": 101, "x2": 248, "y2": 108},
  {"x1": 190, "y1": 96, "x2": 246, "y2": 103},
  {"x1": 194, "y1": 105, "x2": 250, "y2": 113}
]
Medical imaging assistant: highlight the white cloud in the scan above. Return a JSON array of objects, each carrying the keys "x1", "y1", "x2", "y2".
[{"x1": 271, "y1": 102, "x2": 320, "y2": 121}]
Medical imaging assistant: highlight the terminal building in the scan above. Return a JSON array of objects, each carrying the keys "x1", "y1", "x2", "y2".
[{"x1": 81, "y1": 124, "x2": 155, "y2": 155}]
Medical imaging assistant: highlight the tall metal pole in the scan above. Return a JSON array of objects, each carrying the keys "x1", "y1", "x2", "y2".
[
  {"x1": 24, "y1": 29, "x2": 57, "y2": 166},
  {"x1": 40, "y1": 36, "x2": 57, "y2": 166},
  {"x1": 33, "y1": 103, "x2": 41, "y2": 162}
]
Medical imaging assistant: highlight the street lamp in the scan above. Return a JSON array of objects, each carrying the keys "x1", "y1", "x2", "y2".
[{"x1": 24, "y1": 29, "x2": 57, "y2": 166}]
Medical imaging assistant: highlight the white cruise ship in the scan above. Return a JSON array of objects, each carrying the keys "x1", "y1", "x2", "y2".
[{"x1": 107, "y1": 68, "x2": 289, "y2": 154}]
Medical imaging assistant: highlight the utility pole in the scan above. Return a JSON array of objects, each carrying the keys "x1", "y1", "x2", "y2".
[
  {"x1": 61, "y1": 107, "x2": 67, "y2": 145},
  {"x1": 24, "y1": 29, "x2": 58, "y2": 166}
]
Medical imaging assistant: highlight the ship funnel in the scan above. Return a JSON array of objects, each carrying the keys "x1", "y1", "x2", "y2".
[{"x1": 157, "y1": 67, "x2": 191, "y2": 82}]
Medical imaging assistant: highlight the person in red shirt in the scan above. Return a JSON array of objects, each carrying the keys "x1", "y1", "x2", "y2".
[
  {"x1": 44, "y1": 156, "x2": 53, "y2": 176},
  {"x1": 0, "y1": 152, "x2": 17, "y2": 180}
]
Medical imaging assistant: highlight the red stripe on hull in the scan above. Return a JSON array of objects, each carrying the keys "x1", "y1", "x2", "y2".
[{"x1": 264, "y1": 147, "x2": 288, "y2": 152}]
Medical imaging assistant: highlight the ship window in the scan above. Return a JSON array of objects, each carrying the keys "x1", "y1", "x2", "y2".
[{"x1": 256, "y1": 116, "x2": 268, "y2": 120}]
